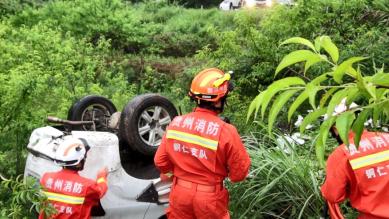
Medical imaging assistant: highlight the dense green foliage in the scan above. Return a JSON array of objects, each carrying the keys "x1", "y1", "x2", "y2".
[
  {"x1": 0, "y1": 21, "x2": 135, "y2": 176},
  {"x1": 128, "y1": 0, "x2": 221, "y2": 8},
  {"x1": 197, "y1": 0, "x2": 388, "y2": 131},
  {"x1": 0, "y1": 0, "x2": 387, "y2": 217},
  {"x1": 9, "y1": 0, "x2": 235, "y2": 56},
  {"x1": 199, "y1": 0, "x2": 388, "y2": 90},
  {"x1": 248, "y1": 36, "x2": 389, "y2": 166},
  {"x1": 229, "y1": 129, "x2": 359, "y2": 218},
  {"x1": 229, "y1": 131, "x2": 323, "y2": 218},
  {"x1": 0, "y1": 176, "x2": 55, "y2": 218}
]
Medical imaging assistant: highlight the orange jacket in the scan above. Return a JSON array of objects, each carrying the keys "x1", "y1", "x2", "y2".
[
  {"x1": 154, "y1": 107, "x2": 250, "y2": 185},
  {"x1": 321, "y1": 131, "x2": 389, "y2": 219},
  {"x1": 39, "y1": 169, "x2": 107, "y2": 219}
]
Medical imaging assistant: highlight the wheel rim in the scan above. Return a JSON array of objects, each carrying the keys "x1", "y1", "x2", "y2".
[
  {"x1": 81, "y1": 104, "x2": 112, "y2": 131},
  {"x1": 137, "y1": 106, "x2": 172, "y2": 147}
]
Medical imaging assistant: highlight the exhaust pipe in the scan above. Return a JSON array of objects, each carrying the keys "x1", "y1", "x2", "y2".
[{"x1": 47, "y1": 116, "x2": 94, "y2": 125}]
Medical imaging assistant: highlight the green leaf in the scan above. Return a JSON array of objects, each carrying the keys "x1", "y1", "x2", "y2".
[
  {"x1": 376, "y1": 88, "x2": 387, "y2": 100},
  {"x1": 305, "y1": 74, "x2": 328, "y2": 109},
  {"x1": 306, "y1": 83, "x2": 319, "y2": 109},
  {"x1": 371, "y1": 72, "x2": 389, "y2": 87},
  {"x1": 300, "y1": 107, "x2": 327, "y2": 133},
  {"x1": 356, "y1": 68, "x2": 365, "y2": 88},
  {"x1": 373, "y1": 101, "x2": 385, "y2": 127},
  {"x1": 320, "y1": 36, "x2": 339, "y2": 63},
  {"x1": 280, "y1": 37, "x2": 316, "y2": 51},
  {"x1": 315, "y1": 133, "x2": 326, "y2": 168},
  {"x1": 288, "y1": 90, "x2": 308, "y2": 122},
  {"x1": 304, "y1": 55, "x2": 326, "y2": 74},
  {"x1": 316, "y1": 117, "x2": 336, "y2": 167},
  {"x1": 20, "y1": 191, "x2": 26, "y2": 202},
  {"x1": 346, "y1": 66, "x2": 358, "y2": 78},
  {"x1": 352, "y1": 109, "x2": 370, "y2": 147},
  {"x1": 268, "y1": 90, "x2": 298, "y2": 134},
  {"x1": 310, "y1": 73, "x2": 329, "y2": 85},
  {"x1": 319, "y1": 87, "x2": 340, "y2": 108},
  {"x1": 333, "y1": 57, "x2": 367, "y2": 83},
  {"x1": 335, "y1": 111, "x2": 356, "y2": 146},
  {"x1": 326, "y1": 89, "x2": 348, "y2": 119},
  {"x1": 261, "y1": 77, "x2": 306, "y2": 119},
  {"x1": 365, "y1": 83, "x2": 377, "y2": 100},
  {"x1": 356, "y1": 69, "x2": 377, "y2": 99},
  {"x1": 247, "y1": 96, "x2": 258, "y2": 121},
  {"x1": 356, "y1": 70, "x2": 373, "y2": 98},
  {"x1": 345, "y1": 87, "x2": 359, "y2": 104},
  {"x1": 314, "y1": 36, "x2": 321, "y2": 52},
  {"x1": 275, "y1": 50, "x2": 318, "y2": 77},
  {"x1": 26, "y1": 192, "x2": 31, "y2": 203},
  {"x1": 321, "y1": 117, "x2": 336, "y2": 148},
  {"x1": 247, "y1": 90, "x2": 266, "y2": 122}
]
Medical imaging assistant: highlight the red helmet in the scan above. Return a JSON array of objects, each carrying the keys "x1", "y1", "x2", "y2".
[{"x1": 188, "y1": 68, "x2": 232, "y2": 102}]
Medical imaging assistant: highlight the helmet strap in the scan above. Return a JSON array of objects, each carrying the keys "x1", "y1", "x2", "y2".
[{"x1": 216, "y1": 97, "x2": 227, "y2": 113}]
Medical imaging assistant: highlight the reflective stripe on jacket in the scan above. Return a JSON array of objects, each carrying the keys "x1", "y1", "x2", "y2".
[
  {"x1": 321, "y1": 131, "x2": 389, "y2": 218},
  {"x1": 154, "y1": 107, "x2": 251, "y2": 185},
  {"x1": 39, "y1": 169, "x2": 107, "y2": 219}
]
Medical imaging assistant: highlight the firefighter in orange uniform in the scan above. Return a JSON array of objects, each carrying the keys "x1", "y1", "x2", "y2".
[
  {"x1": 39, "y1": 137, "x2": 108, "y2": 219},
  {"x1": 154, "y1": 68, "x2": 251, "y2": 219},
  {"x1": 321, "y1": 102, "x2": 389, "y2": 218}
]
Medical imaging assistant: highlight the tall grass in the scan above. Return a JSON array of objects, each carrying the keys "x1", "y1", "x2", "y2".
[{"x1": 229, "y1": 131, "x2": 324, "y2": 219}]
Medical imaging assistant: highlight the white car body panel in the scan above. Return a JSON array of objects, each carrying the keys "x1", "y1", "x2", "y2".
[
  {"x1": 24, "y1": 126, "x2": 168, "y2": 219},
  {"x1": 95, "y1": 168, "x2": 167, "y2": 219}
]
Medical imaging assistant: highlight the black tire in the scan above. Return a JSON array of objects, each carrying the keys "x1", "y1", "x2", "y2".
[
  {"x1": 119, "y1": 94, "x2": 178, "y2": 156},
  {"x1": 67, "y1": 95, "x2": 117, "y2": 131}
]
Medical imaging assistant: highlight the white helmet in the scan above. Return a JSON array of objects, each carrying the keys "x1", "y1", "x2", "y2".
[{"x1": 55, "y1": 137, "x2": 88, "y2": 166}]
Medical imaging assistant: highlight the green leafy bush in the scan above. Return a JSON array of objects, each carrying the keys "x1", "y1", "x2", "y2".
[
  {"x1": 0, "y1": 0, "x2": 387, "y2": 217},
  {"x1": 197, "y1": 0, "x2": 388, "y2": 97},
  {"x1": 9, "y1": 0, "x2": 234, "y2": 56},
  {"x1": 229, "y1": 129, "x2": 359, "y2": 218},
  {"x1": 0, "y1": 21, "x2": 135, "y2": 175},
  {"x1": 229, "y1": 131, "x2": 323, "y2": 218},
  {"x1": 248, "y1": 35, "x2": 388, "y2": 166},
  {"x1": 0, "y1": 176, "x2": 56, "y2": 219},
  {"x1": 5, "y1": 0, "x2": 237, "y2": 103}
]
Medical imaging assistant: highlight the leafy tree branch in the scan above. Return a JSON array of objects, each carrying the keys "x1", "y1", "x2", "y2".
[{"x1": 248, "y1": 36, "x2": 388, "y2": 166}]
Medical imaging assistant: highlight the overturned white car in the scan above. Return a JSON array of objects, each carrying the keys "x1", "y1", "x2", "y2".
[{"x1": 24, "y1": 94, "x2": 178, "y2": 218}]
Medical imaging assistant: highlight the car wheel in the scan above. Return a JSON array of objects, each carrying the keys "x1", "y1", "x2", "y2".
[
  {"x1": 119, "y1": 94, "x2": 178, "y2": 156},
  {"x1": 67, "y1": 95, "x2": 117, "y2": 131}
]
